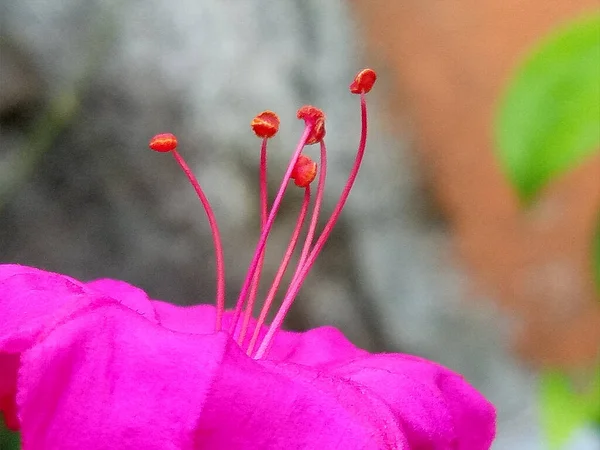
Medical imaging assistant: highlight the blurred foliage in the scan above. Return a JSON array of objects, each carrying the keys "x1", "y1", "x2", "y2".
[
  {"x1": 0, "y1": 4, "x2": 118, "y2": 212},
  {"x1": 0, "y1": 89, "x2": 81, "y2": 212},
  {"x1": 495, "y1": 12, "x2": 600, "y2": 204},
  {"x1": 495, "y1": 11, "x2": 600, "y2": 449},
  {"x1": 0, "y1": 417, "x2": 20, "y2": 450},
  {"x1": 539, "y1": 369, "x2": 600, "y2": 449}
]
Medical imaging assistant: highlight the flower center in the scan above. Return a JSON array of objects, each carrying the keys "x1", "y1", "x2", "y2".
[{"x1": 148, "y1": 68, "x2": 377, "y2": 359}]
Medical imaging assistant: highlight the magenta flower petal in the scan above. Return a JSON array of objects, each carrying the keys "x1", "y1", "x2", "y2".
[
  {"x1": 16, "y1": 302, "x2": 408, "y2": 449},
  {"x1": 153, "y1": 300, "x2": 365, "y2": 366},
  {"x1": 0, "y1": 265, "x2": 156, "y2": 355},
  {"x1": 86, "y1": 278, "x2": 159, "y2": 323},
  {"x1": 1, "y1": 264, "x2": 99, "y2": 427},
  {"x1": 2, "y1": 266, "x2": 495, "y2": 447},
  {"x1": 0, "y1": 264, "x2": 91, "y2": 353},
  {"x1": 0, "y1": 267, "x2": 156, "y2": 430},
  {"x1": 267, "y1": 325, "x2": 368, "y2": 366},
  {"x1": 330, "y1": 354, "x2": 496, "y2": 449},
  {"x1": 152, "y1": 300, "x2": 217, "y2": 333},
  {"x1": 193, "y1": 344, "x2": 410, "y2": 449},
  {"x1": 17, "y1": 303, "x2": 228, "y2": 449}
]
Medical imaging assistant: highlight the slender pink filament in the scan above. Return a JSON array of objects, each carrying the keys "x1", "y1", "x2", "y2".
[
  {"x1": 255, "y1": 93, "x2": 368, "y2": 358},
  {"x1": 294, "y1": 140, "x2": 327, "y2": 271},
  {"x1": 249, "y1": 140, "x2": 327, "y2": 354},
  {"x1": 246, "y1": 186, "x2": 311, "y2": 356},
  {"x1": 238, "y1": 138, "x2": 269, "y2": 344},
  {"x1": 171, "y1": 150, "x2": 226, "y2": 331},
  {"x1": 228, "y1": 124, "x2": 313, "y2": 335}
]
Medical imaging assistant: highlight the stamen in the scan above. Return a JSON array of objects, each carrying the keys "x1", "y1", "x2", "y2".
[
  {"x1": 253, "y1": 140, "x2": 328, "y2": 357},
  {"x1": 246, "y1": 184, "x2": 312, "y2": 356},
  {"x1": 148, "y1": 69, "x2": 375, "y2": 351},
  {"x1": 251, "y1": 110, "x2": 280, "y2": 139},
  {"x1": 254, "y1": 77, "x2": 374, "y2": 358},
  {"x1": 228, "y1": 120, "x2": 315, "y2": 335},
  {"x1": 297, "y1": 106, "x2": 326, "y2": 145},
  {"x1": 149, "y1": 135, "x2": 226, "y2": 331},
  {"x1": 149, "y1": 133, "x2": 178, "y2": 152},
  {"x1": 290, "y1": 155, "x2": 317, "y2": 188},
  {"x1": 290, "y1": 109, "x2": 328, "y2": 276},
  {"x1": 295, "y1": 140, "x2": 327, "y2": 273},
  {"x1": 238, "y1": 113, "x2": 279, "y2": 344},
  {"x1": 349, "y1": 68, "x2": 377, "y2": 94}
]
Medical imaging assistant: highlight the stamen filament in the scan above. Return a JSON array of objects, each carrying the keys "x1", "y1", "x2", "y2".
[
  {"x1": 238, "y1": 138, "x2": 269, "y2": 344},
  {"x1": 228, "y1": 124, "x2": 314, "y2": 335},
  {"x1": 296, "y1": 140, "x2": 327, "y2": 271},
  {"x1": 246, "y1": 186, "x2": 311, "y2": 355},
  {"x1": 170, "y1": 150, "x2": 226, "y2": 331},
  {"x1": 254, "y1": 92, "x2": 369, "y2": 358},
  {"x1": 248, "y1": 140, "x2": 327, "y2": 353}
]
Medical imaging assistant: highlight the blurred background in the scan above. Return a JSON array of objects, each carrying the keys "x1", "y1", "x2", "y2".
[{"x1": 1, "y1": 0, "x2": 599, "y2": 448}]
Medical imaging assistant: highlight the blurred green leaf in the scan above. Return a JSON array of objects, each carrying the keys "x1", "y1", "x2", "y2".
[
  {"x1": 0, "y1": 418, "x2": 21, "y2": 450},
  {"x1": 540, "y1": 369, "x2": 600, "y2": 449},
  {"x1": 496, "y1": 13, "x2": 600, "y2": 203}
]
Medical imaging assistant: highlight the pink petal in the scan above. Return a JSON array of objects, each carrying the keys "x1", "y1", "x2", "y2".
[
  {"x1": 330, "y1": 354, "x2": 496, "y2": 449},
  {"x1": 152, "y1": 301, "x2": 366, "y2": 365},
  {"x1": 0, "y1": 265, "x2": 158, "y2": 430},
  {"x1": 266, "y1": 325, "x2": 368, "y2": 366},
  {"x1": 87, "y1": 278, "x2": 159, "y2": 323},
  {"x1": 3, "y1": 266, "x2": 495, "y2": 448},
  {"x1": 17, "y1": 303, "x2": 225, "y2": 449},
  {"x1": 0, "y1": 265, "x2": 101, "y2": 427},
  {"x1": 195, "y1": 347, "x2": 409, "y2": 449},
  {"x1": 17, "y1": 302, "x2": 409, "y2": 449},
  {"x1": 0, "y1": 266, "x2": 156, "y2": 355},
  {"x1": 151, "y1": 302, "x2": 495, "y2": 447},
  {"x1": 152, "y1": 301, "x2": 216, "y2": 333}
]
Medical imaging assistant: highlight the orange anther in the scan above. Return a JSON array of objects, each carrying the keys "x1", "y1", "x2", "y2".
[
  {"x1": 251, "y1": 111, "x2": 280, "y2": 139},
  {"x1": 349, "y1": 68, "x2": 377, "y2": 94},
  {"x1": 296, "y1": 105, "x2": 326, "y2": 145},
  {"x1": 149, "y1": 133, "x2": 178, "y2": 152},
  {"x1": 291, "y1": 154, "x2": 317, "y2": 187}
]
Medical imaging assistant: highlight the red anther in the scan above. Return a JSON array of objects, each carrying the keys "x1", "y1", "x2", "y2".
[
  {"x1": 251, "y1": 110, "x2": 280, "y2": 139},
  {"x1": 290, "y1": 154, "x2": 317, "y2": 187},
  {"x1": 307, "y1": 120, "x2": 325, "y2": 145},
  {"x1": 297, "y1": 105, "x2": 324, "y2": 122},
  {"x1": 349, "y1": 68, "x2": 377, "y2": 94},
  {"x1": 296, "y1": 105, "x2": 326, "y2": 145},
  {"x1": 149, "y1": 133, "x2": 178, "y2": 152}
]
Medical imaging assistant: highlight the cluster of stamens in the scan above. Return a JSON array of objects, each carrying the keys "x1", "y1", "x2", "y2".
[{"x1": 148, "y1": 68, "x2": 376, "y2": 359}]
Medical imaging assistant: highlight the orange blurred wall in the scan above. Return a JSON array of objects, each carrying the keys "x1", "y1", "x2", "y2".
[{"x1": 351, "y1": 0, "x2": 600, "y2": 367}]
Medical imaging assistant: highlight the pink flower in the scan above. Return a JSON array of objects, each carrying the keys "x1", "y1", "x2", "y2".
[{"x1": 0, "y1": 69, "x2": 496, "y2": 449}]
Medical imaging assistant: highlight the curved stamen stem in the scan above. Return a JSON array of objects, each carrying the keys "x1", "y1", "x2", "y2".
[
  {"x1": 249, "y1": 140, "x2": 327, "y2": 353},
  {"x1": 246, "y1": 186, "x2": 311, "y2": 355},
  {"x1": 296, "y1": 139, "x2": 327, "y2": 271},
  {"x1": 238, "y1": 138, "x2": 269, "y2": 344},
  {"x1": 229, "y1": 124, "x2": 313, "y2": 335},
  {"x1": 170, "y1": 150, "x2": 226, "y2": 331},
  {"x1": 255, "y1": 92, "x2": 369, "y2": 358}
]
